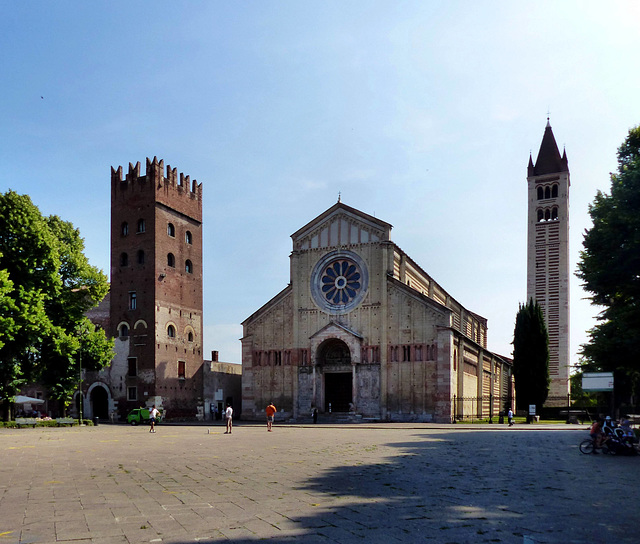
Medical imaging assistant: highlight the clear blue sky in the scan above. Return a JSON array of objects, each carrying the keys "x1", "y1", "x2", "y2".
[{"x1": 2, "y1": 1, "x2": 639, "y2": 367}]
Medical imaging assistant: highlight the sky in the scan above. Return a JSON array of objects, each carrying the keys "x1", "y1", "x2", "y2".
[{"x1": 2, "y1": 1, "x2": 640, "y2": 368}]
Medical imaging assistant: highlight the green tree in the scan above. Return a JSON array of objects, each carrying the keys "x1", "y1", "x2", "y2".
[
  {"x1": 577, "y1": 125, "x2": 640, "y2": 400},
  {"x1": 512, "y1": 298, "x2": 550, "y2": 413},
  {"x1": 0, "y1": 191, "x2": 114, "y2": 420}
]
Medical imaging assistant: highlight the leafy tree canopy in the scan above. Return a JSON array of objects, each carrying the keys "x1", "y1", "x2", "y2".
[
  {"x1": 512, "y1": 298, "x2": 550, "y2": 411},
  {"x1": 0, "y1": 191, "x2": 113, "y2": 417},
  {"x1": 577, "y1": 125, "x2": 640, "y2": 397}
]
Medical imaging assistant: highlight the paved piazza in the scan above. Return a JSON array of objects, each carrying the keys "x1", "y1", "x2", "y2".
[{"x1": 1, "y1": 423, "x2": 638, "y2": 544}]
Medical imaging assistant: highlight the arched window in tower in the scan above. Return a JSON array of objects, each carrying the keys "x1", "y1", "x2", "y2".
[
  {"x1": 121, "y1": 222, "x2": 129, "y2": 236},
  {"x1": 544, "y1": 186, "x2": 551, "y2": 199},
  {"x1": 167, "y1": 223, "x2": 175, "y2": 237},
  {"x1": 537, "y1": 187, "x2": 543, "y2": 200},
  {"x1": 552, "y1": 184, "x2": 558, "y2": 198},
  {"x1": 188, "y1": 331, "x2": 194, "y2": 342},
  {"x1": 185, "y1": 231, "x2": 192, "y2": 244},
  {"x1": 119, "y1": 323, "x2": 129, "y2": 338},
  {"x1": 545, "y1": 209, "x2": 551, "y2": 221},
  {"x1": 185, "y1": 260, "x2": 193, "y2": 274},
  {"x1": 137, "y1": 250, "x2": 145, "y2": 265},
  {"x1": 120, "y1": 252, "x2": 128, "y2": 267},
  {"x1": 167, "y1": 324, "x2": 176, "y2": 338},
  {"x1": 537, "y1": 209, "x2": 544, "y2": 222},
  {"x1": 167, "y1": 253, "x2": 175, "y2": 268},
  {"x1": 137, "y1": 218, "x2": 145, "y2": 233},
  {"x1": 552, "y1": 207, "x2": 558, "y2": 220}
]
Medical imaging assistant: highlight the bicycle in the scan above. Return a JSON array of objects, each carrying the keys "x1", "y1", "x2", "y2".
[{"x1": 579, "y1": 436, "x2": 611, "y2": 455}]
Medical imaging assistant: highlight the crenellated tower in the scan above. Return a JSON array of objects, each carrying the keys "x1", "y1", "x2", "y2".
[
  {"x1": 527, "y1": 121, "x2": 570, "y2": 402},
  {"x1": 110, "y1": 157, "x2": 203, "y2": 417}
]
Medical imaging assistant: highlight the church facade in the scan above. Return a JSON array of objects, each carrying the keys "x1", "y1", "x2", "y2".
[{"x1": 241, "y1": 202, "x2": 512, "y2": 423}]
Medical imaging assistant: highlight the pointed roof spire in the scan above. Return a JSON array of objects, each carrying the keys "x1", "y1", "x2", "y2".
[
  {"x1": 532, "y1": 120, "x2": 568, "y2": 175},
  {"x1": 528, "y1": 153, "x2": 535, "y2": 177}
]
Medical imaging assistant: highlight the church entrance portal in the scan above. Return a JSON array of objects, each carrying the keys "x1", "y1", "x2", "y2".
[
  {"x1": 324, "y1": 372, "x2": 352, "y2": 412},
  {"x1": 318, "y1": 338, "x2": 353, "y2": 412},
  {"x1": 90, "y1": 386, "x2": 109, "y2": 419}
]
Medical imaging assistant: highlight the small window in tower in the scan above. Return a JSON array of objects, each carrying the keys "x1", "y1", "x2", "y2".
[
  {"x1": 552, "y1": 207, "x2": 558, "y2": 220},
  {"x1": 129, "y1": 292, "x2": 137, "y2": 310},
  {"x1": 188, "y1": 331, "x2": 194, "y2": 342},
  {"x1": 185, "y1": 231, "x2": 192, "y2": 244},
  {"x1": 167, "y1": 253, "x2": 175, "y2": 268},
  {"x1": 552, "y1": 184, "x2": 558, "y2": 198},
  {"x1": 137, "y1": 250, "x2": 145, "y2": 265},
  {"x1": 127, "y1": 357, "x2": 137, "y2": 377},
  {"x1": 120, "y1": 252, "x2": 129, "y2": 267},
  {"x1": 121, "y1": 222, "x2": 129, "y2": 236},
  {"x1": 127, "y1": 386, "x2": 137, "y2": 401},
  {"x1": 537, "y1": 209, "x2": 544, "y2": 222},
  {"x1": 119, "y1": 323, "x2": 129, "y2": 337},
  {"x1": 544, "y1": 186, "x2": 551, "y2": 199},
  {"x1": 137, "y1": 219, "x2": 145, "y2": 233},
  {"x1": 545, "y1": 209, "x2": 551, "y2": 221},
  {"x1": 178, "y1": 360, "x2": 186, "y2": 379},
  {"x1": 167, "y1": 223, "x2": 175, "y2": 237},
  {"x1": 537, "y1": 187, "x2": 543, "y2": 200},
  {"x1": 185, "y1": 260, "x2": 193, "y2": 274},
  {"x1": 167, "y1": 324, "x2": 176, "y2": 338}
]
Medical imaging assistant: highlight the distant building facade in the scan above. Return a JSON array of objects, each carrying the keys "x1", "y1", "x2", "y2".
[
  {"x1": 203, "y1": 351, "x2": 242, "y2": 422},
  {"x1": 241, "y1": 202, "x2": 512, "y2": 423},
  {"x1": 82, "y1": 158, "x2": 205, "y2": 420},
  {"x1": 527, "y1": 121, "x2": 571, "y2": 400}
]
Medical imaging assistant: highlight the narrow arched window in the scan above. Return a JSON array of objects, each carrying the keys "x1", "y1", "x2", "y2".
[
  {"x1": 137, "y1": 250, "x2": 145, "y2": 265},
  {"x1": 120, "y1": 252, "x2": 128, "y2": 267},
  {"x1": 167, "y1": 325, "x2": 176, "y2": 338},
  {"x1": 121, "y1": 222, "x2": 129, "y2": 236},
  {"x1": 552, "y1": 207, "x2": 558, "y2": 220},
  {"x1": 552, "y1": 184, "x2": 558, "y2": 198},
  {"x1": 545, "y1": 209, "x2": 551, "y2": 221},
  {"x1": 188, "y1": 332, "x2": 194, "y2": 342},
  {"x1": 137, "y1": 219, "x2": 145, "y2": 233},
  {"x1": 537, "y1": 187, "x2": 543, "y2": 200},
  {"x1": 119, "y1": 324, "x2": 129, "y2": 337},
  {"x1": 544, "y1": 186, "x2": 551, "y2": 199},
  {"x1": 185, "y1": 260, "x2": 193, "y2": 274},
  {"x1": 167, "y1": 223, "x2": 175, "y2": 237},
  {"x1": 185, "y1": 231, "x2": 192, "y2": 244},
  {"x1": 167, "y1": 253, "x2": 175, "y2": 268},
  {"x1": 537, "y1": 209, "x2": 544, "y2": 222}
]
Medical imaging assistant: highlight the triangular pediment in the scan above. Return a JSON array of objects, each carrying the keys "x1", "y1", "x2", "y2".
[
  {"x1": 292, "y1": 202, "x2": 392, "y2": 251},
  {"x1": 309, "y1": 321, "x2": 363, "y2": 341}
]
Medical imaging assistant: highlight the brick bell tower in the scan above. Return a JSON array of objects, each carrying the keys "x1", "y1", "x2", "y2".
[
  {"x1": 110, "y1": 157, "x2": 203, "y2": 418},
  {"x1": 526, "y1": 120, "x2": 570, "y2": 402}
]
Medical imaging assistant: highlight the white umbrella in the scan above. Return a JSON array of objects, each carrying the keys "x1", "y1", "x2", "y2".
[{"x1": 14, "y1": 395, "x2": 45, "y2": 405}]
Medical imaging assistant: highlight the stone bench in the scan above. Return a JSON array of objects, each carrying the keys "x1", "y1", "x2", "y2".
[
  {"x1": 56, "y1": 418, "x2": 76, "y2": 426},
  {"x1": 559, "y1": 409, "x2": 591, "y2": 424}
]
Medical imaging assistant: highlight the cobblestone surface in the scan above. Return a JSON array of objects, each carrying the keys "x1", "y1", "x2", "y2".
[{"x1": 0, "y1": 423, "x2": 638, "y2": 543}]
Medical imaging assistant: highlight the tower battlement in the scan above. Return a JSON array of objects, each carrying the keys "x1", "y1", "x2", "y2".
[{"x1": 111, "y1": 157, "x2": 202, "y2": 221}]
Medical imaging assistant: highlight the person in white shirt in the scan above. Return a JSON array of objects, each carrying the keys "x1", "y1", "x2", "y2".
[
  {"x1": 149, "y1": 405, "x2": 159, "y2": 433},
  {"x1": 225, "y1": 404, "x2": 233, "y2": 434}
]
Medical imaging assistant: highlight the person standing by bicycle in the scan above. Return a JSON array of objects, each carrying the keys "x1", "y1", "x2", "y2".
[{"x1": 590, "y1": 418, "x2": 604, "y2": 453}]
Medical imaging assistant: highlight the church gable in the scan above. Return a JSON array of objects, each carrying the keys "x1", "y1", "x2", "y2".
[{"x1": 292, "y1": 202, "x2": 391, "y2": 251}]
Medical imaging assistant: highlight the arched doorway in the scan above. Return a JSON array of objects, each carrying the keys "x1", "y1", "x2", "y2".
[
  {"x1": 318, "y1": 339, "x2": 352, "y2": 412},
  {"x1": 89, "y1": 384, "x2": 109, "y2": 420}
]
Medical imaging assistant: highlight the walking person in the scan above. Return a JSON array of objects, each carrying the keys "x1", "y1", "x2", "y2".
[
  {"x1": 224, "y1": 403, "x2": 233, "y2": 434},
  {"x1": 312, "y1": 407, "x2": 318, "y2": 424},
  {"x1": 507, "y1": 408, "x2": 514, "y2": 426},
  {"x1": 266, "y1": 402, "x2": 277, "y2": 431},
  {"x1": 149, "y1": 405, "x2": 159, "y2": 433}
]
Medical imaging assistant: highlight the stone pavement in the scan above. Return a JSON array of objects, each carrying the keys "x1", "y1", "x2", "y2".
[{"x1": 1, "y1": 422, "x2": 638, "y2": 544}]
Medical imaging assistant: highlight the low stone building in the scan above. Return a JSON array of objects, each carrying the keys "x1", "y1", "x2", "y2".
[
  {"x1": 241, "y1": 201, "x2": 512, "y2": 423},
  {"x1": 202, "y1": 351, "x2": 242, "y2": 421}
]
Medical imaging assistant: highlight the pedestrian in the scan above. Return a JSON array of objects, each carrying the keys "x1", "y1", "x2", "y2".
[
  {"x1": 312, "y1": 407, "x2": 318, "y2": 424},
  {"x1": 507, "y1": 408, "x2": 514, "y2": 426},
  {"x1": 266, "y1": 402, "x2": 277, "y2": 431},
  {"x1": 224, "y1": 403, "x2": 233, "y2": 434},
  {"x1": 149, "y1": 405, "x2": 159, "y2": 433}
]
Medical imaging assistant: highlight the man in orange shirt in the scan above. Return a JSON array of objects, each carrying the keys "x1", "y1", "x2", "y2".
[{"x1": 266, "y1": 403, "x2": 277, "y2": 431}]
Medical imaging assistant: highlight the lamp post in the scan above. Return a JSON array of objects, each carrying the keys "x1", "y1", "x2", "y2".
[{"x1": 78, "y1": 344, "x2": 83, "y2": 424}]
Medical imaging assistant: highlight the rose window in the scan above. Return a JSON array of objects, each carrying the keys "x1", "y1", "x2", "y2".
[
  {"x1": 321, "y1": 260, "x2": 361, "y2": 305},
  {"x1": 310, "y1": 250, "x2": 369, "y2": 314}
]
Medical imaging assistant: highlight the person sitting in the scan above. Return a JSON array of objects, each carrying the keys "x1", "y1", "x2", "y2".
[
  {"x1": 602, "y1": 415, "x2": 616, "y2": 436},
  {"x1": 590, "y1": 419, "x2": 605, "y2": 453}
]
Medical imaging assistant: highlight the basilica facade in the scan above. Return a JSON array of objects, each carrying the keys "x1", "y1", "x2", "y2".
[{"x1": 241, "y1": 202, "x2": 512, "y2": 423}]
